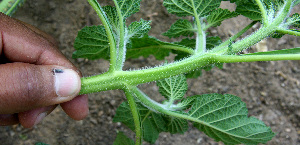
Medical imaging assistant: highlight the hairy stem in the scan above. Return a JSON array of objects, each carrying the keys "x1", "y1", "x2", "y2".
[
  {"x1": 125, "y1": 89, "x2": 142, "y2": 145},
  {"x1": 255, "y1": 0, "x2": 268, "y2": 25},
  {"x1": 112, "y1": 0, "x2": 126, "y2": 70},
  {"x1": 87, "y1": 0, "x2": 117, "y2": 72},
  {"x1": 276, "y1": 29, "x2": 300, "y2": 36}
]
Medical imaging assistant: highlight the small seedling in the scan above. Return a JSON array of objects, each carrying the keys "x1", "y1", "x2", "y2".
[{"x1": 73, "y1": 0, "x2": 300, "y2": 144}]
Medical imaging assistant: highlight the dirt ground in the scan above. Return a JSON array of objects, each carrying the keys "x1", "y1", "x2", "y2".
[{"x1": 0, "y1": 0, "x2": 299, "y2": 145}]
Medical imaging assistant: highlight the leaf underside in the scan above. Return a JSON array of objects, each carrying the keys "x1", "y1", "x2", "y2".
[
  {"x1": 157, "y1": 74, "x2": 187, "y2": 101},
  {"x1": 73, "y1": 25, "x2": 110, "y2": 60},
  {"x1": 113, "y1": 132, "x2": 135, "y2": 145},
  {"x1": 189, "y1": 94, "x2": 275, "y2": 144}
]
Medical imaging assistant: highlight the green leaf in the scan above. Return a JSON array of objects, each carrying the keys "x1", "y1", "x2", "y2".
[
  {"x1": 164, "y1": 115, "x2": 189, "y2": 134},
  {"x1": 234, "y1": 0, "x2": 285, "y2": 21},
  {"x1": 115, "y1": 0, "x2": 142, "y2": 18},
  {"x1": 113, "y1": 102, "x2": 135, "y2": 131},
  {"x1": 163, "y1": 0, "x2": 221, "y2": 17},
  {"x1": 126, "y1": 36, "x2": 173, "y2": 60},
  {"x1": 163, "y1": 19, "x2": 195, "y2": 38},
  {"x1": 35, "y1": 143, "x2": 49, "y2": 145},
  {"x1": 127, "y1": 19, "x2": 151, "y2": 38},
  {"x1": 103, "y1": 6, "x2": 120, "y2": 34},
  {"x1": 235, "y1": 1, "x2": 262, "y2": 21},
  {"x1": 242, "y1": 47, "x2": 300, "y2": 55},
  {"x1": 113, "y1": 132, "x2": 135, "y2": 145},
  {"x1": 206, "y1": 36, "x2": 222, "y2": 50},
  {"x1": 206, "y1": 8, "x2": 239, "y2": 28},
  {"x1": 113, "y1": 102, "x2": 167, "y2": 144},
  {"x1": 157, "y1": 74, "x2": 188, "y2": 101},
  {"x1": 73, "y1": 25, "x2": 110, "y2": 60},
  {"x1": 175, "y1": 95, "x2": 198, "y2": 110},
  {"x1": 286, "y1": 13, "x2": 300, "y2": 28},
  {"x1": 189, "y1": 94, "x2": 275, "y2": 144}
]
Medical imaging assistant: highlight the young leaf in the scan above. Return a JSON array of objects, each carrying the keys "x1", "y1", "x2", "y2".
[
  {"x1": 164, "y1": 114, "x2": 189, "y2": 134},
  {"x1": 114, "y1": 0, "x2": 142, "y2": 19},
  {"x1": 73, "y1": 25, "x2": 110, "y2": 60},
  {"x1": 286, "y1": 13, "x2": 300, "y2": 28},
  {"x1": 206, "y1": 8, "x2": 239, "y2": 28},
  {"x1": 113, "y1": 102, "x2": 135, "y2": 131},
  {"x1": 235, "y1": 1, "x2": 262, "y2": 21},
  {"x1": 189, "y1": 94, "x2": 275, "y2": 144},
  {"x1": 127, "y1": 19, "x2": 151, "y2": 38},
  {"x1": 126, "y1": 36, "x2": 181, "y2": 60},
  {"x1": 175, "y1": 95, "x2": 198, "y2": 110},
  {"x1": 103, "y1": 6, "x2": 120, "y2": 34},
  {"x1": 157, "y1": 74, "x2": 188, "y2": 101},
  {"x1": 113, "y1": 102, "x2": 167, "y2": 144},
  {"x1": 163, "y1": 19, "x2": 195, "y2": 38},
  {"x1": 163, "y1": 0, "x2": 221, "y2": 17},
  {"x1": 113, "y1": 132, "x2": 135, "y2": 145}
]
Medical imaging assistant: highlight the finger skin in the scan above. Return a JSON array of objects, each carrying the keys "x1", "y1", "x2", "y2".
[
  {"x1": 0, "y1": 114, "x2": 18, "y2": 126},
  {"x1": 61, "y1": 95, "x2": 89, "y2": 120},
  {"x1": 18, "y1": 105, "x2": 57, "y2": 128},
  {"x1": 0, "y1": 63, "x2": 79, "y2": 114},
  {"x1": 0, "y1": 13, "x2": 89, "y2": 124}
]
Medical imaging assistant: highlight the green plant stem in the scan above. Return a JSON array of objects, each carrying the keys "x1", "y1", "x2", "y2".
[
  {"x1": 125, "y1": 89, "x2": 142, "y2": 145},
  {"x1": 192, "y1": 3, "x2": 204, "y2": 53},
  {"x1": 272, "y1": 0, "x2": 293, "y2": 26},
  {"x1": 112, "y1": 0, "x2": 126, "y2": 70},
  {"x1": 87, "y1": 0, "x2": 117, "y2": 72},
  {"x1": 129, "y1": 45, "x2": 195, "y2": 55},
  {"x1": 217, "y1": 21, "x2": 257, "y2": 49},
  {"x1": 79, "y1": 52, "x2": 300, "y2": 94},
  {"x1": 255, "y1": 0, "x2": 268, "y2": 25},
  {"x1": 276, "y1": 29, "x2": 300, "y2": 36}
]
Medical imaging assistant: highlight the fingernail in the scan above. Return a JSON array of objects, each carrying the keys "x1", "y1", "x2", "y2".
[
  {"x1": 53, "y1": 69, "x2": 81, "y2": 97},
  {"x1": 34, "y1": 112, "x2": 47, "y2": 126}
]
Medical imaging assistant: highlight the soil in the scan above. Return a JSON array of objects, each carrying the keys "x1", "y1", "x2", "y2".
[{"x1": 0, "y1": 0, "x2": 299, "y2": 145}]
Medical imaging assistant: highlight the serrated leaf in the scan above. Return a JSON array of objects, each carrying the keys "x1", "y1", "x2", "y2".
[
  {"x1": 142, "y1": 118, "x2": 159, "y2": 144},
  {"x1": 206, "y1": 36, "x2": 222, "y2": 50},
  {"x1": 73, "y1": 25, "x2": 110, "y2": 60},
  {"x1": 164, "y1": 115, "x2": 189, "y2": 134},
  {"x1": 113, "y1": 132, "x2": 134, "y2": 145},
  {"x1": 113, "y1": 102, "x2": 167, "y2": 144},
  {"x1": 163, "y1": 19, "x2": 195, "y2": 38},
  {"x1": 189, "y1": 94, "x2": 275, "y2": 144},
  {"x1": 126, "y1": 36, "x2": 174, "y2": 60},
  {"x1": 113, "y1": 102, "x2": 135, "y2": 131},
  {"x1": 115, "y1": 0, "x2": 142, "y2": 18},
  {"x1": 243, "y1": 47, "x2": 300, "y2": 55},
  {"x1": 234, "y1": 0, "x2": 284, "y2": 21},
  {"x1": 163, "y1": 0, "x2": 221, "y2": 17},
  {"x1": 103, "y1": 6, "x2": 120, "y2": 34},
  {"x1": 206, "y1": 8, "x2": 239, "y2": 28},
  {"x1": 127, "y1": 19, "x2": 151, "y2": 38},
  {"x1": 157, "y1": 74, "x2": 188, "y2": 101},
  {"x1": 174, "y1": 95, "x2": 198, "y2": 110},
  {"x1": 287, "y1": 13, "x2": 300, "y2": 28}
]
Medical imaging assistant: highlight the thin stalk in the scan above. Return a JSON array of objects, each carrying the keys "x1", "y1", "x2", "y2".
[
  {"x1": 255, "y1": 0, "x2": 268, "y2": 25},
  {"x1": 191, "y1": 3, "x2": 205, "y2": 53},
  {"x1": 215, "y1": 21, "x2": 257, "y2": 50},
  {"x1": 87, "y1": 0, "x2": 117, "y2": 72},
  {"x1": 141, "y1": 111, "x2": 151, "y2": 124},
  {"x1": 125, "y1": 89, "x2": 142, "y2": 145},
  {"x1": 112, "y1": 0, "x2": 126, "y2": 70},
  {"x1": 276, "y1": 29, "x2": 300, "y2": 37},
  {"x1": 214, "y1": 54, "x2": 300, "y2": 63},
  {"x1": 272, "y1": 0, "x2": 293, "y2": 26},
  {"x1": 128, "y1": 45, "x2": 195, "y2": 55}
]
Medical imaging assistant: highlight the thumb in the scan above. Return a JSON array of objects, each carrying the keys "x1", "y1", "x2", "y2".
[{"x1": 0, "y1": 63, "x2": 81, "y2": 114}]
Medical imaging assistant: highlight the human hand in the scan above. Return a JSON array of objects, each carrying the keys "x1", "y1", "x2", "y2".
[{"x1": 0, "y1": 13, "x2": 89, "y2": 128}]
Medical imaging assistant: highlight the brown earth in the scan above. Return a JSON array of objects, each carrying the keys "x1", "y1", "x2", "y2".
[{"x1": 0, "y1": 0, "x2": 299, "y2": 145}]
